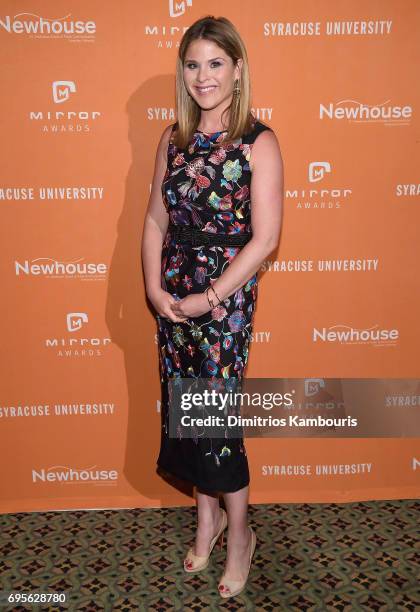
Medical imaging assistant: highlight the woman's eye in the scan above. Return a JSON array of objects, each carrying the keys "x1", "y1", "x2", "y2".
[{"x1": 186, "y1": 62, "x2": 221, "y2": 69}]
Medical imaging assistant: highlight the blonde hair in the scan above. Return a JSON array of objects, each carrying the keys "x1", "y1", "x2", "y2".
[{"x1": 172, "y1": 15, "x2": 255, "y2": 149}]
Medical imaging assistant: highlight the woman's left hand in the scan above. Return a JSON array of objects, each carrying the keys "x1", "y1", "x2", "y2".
[{"x1": 170, "y1": 292, "x2": 210, "y2": 319}]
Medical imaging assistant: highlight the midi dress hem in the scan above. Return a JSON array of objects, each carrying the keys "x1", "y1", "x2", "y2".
[{"x1": 156, "y1": 460, "x2": 250, "y2": 494}]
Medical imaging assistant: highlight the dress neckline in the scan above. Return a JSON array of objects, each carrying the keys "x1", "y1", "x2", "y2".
[{"x1": 196, "y1": 129, "x2": 228, "y2": 135}]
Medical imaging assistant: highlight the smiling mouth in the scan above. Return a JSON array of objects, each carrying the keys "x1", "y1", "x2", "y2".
[{"x1": 195, "y1": 86, "x2": 217, "y2": 93}]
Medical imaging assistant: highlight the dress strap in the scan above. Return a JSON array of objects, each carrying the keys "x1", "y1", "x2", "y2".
[{"x1": 242, "y1": 118, "x2": 273, "y2": 145}]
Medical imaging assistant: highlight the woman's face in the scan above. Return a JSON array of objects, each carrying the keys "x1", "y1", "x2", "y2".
[{"x1": 183, "y1": 39, "x2": 242, "y2": 113}]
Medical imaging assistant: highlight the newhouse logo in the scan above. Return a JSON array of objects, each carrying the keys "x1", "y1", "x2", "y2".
[
  {"x1": 0, "y1": 13, "x2": 96, "y2": 38},
  {"x1": 320, "y1": 99, "x2": 412, "y2": 124},
  {"x1": 15, "y1": 257, "x2": 107, "y2": 279},
  {"x1": 32, "y1": 466, "x2": 118, "y2": 484},
  {"x1": 313, "y1": 324, "x2": 399, "y2": 346}
]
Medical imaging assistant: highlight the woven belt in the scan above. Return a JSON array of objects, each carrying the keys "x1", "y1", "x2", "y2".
[{"x1": 168, "y1": 223, "x2": 252, "y2": 247}]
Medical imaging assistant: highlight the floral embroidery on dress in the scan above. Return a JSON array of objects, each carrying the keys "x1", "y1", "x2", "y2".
[{"x1": 156, "y1": 118, "x2": 273, "y2": 490}]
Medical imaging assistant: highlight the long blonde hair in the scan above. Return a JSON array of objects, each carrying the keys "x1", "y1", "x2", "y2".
[{"x1": 172, "y1": 15, "x2": 255, "y2": 149}]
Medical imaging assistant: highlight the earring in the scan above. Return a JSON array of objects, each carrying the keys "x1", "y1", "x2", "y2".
[{"x1": 233, "y1": 79, "x2": 241, "y2": 95}]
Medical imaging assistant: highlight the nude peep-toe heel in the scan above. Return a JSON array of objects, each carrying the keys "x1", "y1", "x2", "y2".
[
  {"x1": 218, "y1": 526, "x2": 256, "y2": 598},
  {"x1": 184, "y1": 507, "x2": 227, "y2": 573}
]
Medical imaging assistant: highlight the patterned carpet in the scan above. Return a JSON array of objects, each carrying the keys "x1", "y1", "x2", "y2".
[{"x1": 0, "y1": 499, "x2": 419, "y2": 611}]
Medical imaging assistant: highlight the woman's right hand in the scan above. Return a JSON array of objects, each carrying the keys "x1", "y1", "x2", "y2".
[{"x1": 148, "y1": 287, "x2": 189, "y2": 323}]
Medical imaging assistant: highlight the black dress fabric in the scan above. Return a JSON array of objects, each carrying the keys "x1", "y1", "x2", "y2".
[{"x1": 156, "y1": 117, "x2": 273, "y2": 493}]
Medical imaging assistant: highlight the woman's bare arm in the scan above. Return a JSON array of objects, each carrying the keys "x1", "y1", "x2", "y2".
[{"x1": 141, "y1": 125, "x2": 173, "y2": 298}]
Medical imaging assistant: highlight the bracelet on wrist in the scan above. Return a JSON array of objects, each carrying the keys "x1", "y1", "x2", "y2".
[
  {"x1": 205, "y1": 287, "x2": 213, "y2": 308},
  {"x1": 205, "y1": 286, "x2": 221, "y2": 308},
  {"x1": 209, "y1": 284, "x2": 221, "y2": 304},
  {"x1": 204, "y1": 287, "x2": 213, "y2": 308},
  {"x1": 205, "y1": 287, "x2": 219, "y2": 308}
]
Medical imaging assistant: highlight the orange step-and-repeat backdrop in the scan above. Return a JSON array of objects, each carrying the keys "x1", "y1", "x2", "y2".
[{"x1": 1, "y1": 1, "x2": 419, "y2": 513}]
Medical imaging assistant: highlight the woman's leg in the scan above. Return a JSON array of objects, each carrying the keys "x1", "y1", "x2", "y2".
[
  {"x1": 192, "y1": 487, "x2": 223, "y2": 556},
  {"x1": 221, "y1": 485, "x2": 252, "y2": 580}
]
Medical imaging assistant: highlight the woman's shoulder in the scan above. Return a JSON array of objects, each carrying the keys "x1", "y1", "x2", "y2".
[
  {"x1": 247, "y1": 119, "x2": 281, "y2": 172},
  {"x1": 242, "y1": 117, "x2": 274, "y2": 144}
]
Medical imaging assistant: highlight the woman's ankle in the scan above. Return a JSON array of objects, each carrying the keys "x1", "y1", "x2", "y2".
[
  {"x1": 227, "y1": 524, "x2": 249, "y2": 541},
  {"x1": 197, "y1": 506, "x2": 221, "y2": 528}
]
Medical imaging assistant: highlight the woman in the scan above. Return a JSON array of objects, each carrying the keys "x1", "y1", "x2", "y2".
[{"x1": 141, "y1": 15, "x2": 283, "y2": 598}]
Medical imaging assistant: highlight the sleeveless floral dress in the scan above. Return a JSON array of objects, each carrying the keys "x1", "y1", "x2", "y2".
[{"x1": 156, "y1": 117, "x2": 273, "y2": 493}]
